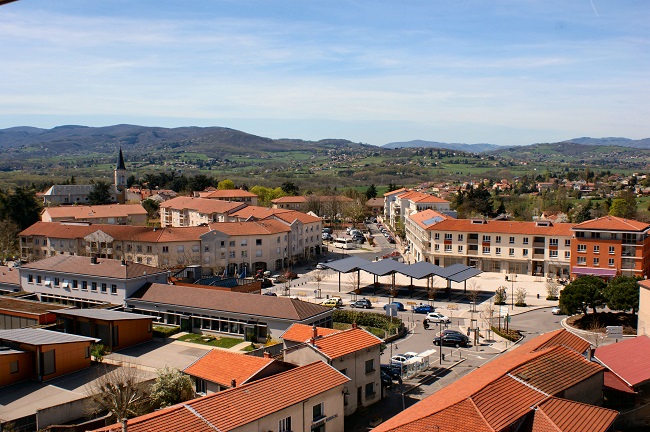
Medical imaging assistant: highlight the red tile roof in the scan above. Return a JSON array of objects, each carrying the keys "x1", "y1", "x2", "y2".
[
  {"x1": 533, "y1": 397, "x2": 618, "y2": 432},
  {"x1": 382, "y1": 188, "x2": 407, "y2": 197},
  {"x1": 95, "y1": 361, "x2": 349, "y2": 432},
  {"x1": 0, "y1": 266, "x2": 20, "y2": 287},
  {"x1": 409, "y1": 210, "x2": 451, "y2": 229},
  {"x1": 21, "y1": 255, "x2": 168, "y2": 279},
  {"x1": 203, "y1": 189, "x2": 257, "y2": 199},
  {"x1": 268, "y1": 209, "x2": 321, "y2": 224},
  {"x1": 573, "y1": 216, "x2": 650, "y2": 232},
  {"x1": 184, "y1": 349, "x2": 274, "y2": 387},
  {"x1": 397, "y1": 190, "x2": 449, "y2": 204},
  {"x1": 208, "y1": 219, "x2": 291, "y2": 236},
  {"x1": 533, "y1": 329, "x2": 591, "y2": 354},
  {"x1": 372, "y1": 330, "x2": 605, "y2": 432},
  {"x1": 309, "y1": 327, "x2": 383, "y2": 359},
  {"x1": 603, "y1": 371, "x2": 636, "y2": 394},
  {"x1": 594, "y1": 335, "x2": 650, "y2": 387},
  {"x1": 280, "y1": 323, "x2": 341, "y2": 342},
  {"x1": 424, "y1": 219, "x2": 574, "y2": 236},
  {"x1": 160, "y1": 196, "x2": 246, "y2": 214},
  {"x1": 42, "y1": 204, "x2": 147, "y2": 220}
]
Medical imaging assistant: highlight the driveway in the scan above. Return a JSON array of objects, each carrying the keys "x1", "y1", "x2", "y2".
[{"x1": 105, "y1": 338, "x2": 212, "y2": 371}]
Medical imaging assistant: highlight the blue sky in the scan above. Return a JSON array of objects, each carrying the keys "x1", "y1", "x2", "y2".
[{"x1": 1, "y1": 0, "x2": 648, "y2": 146}]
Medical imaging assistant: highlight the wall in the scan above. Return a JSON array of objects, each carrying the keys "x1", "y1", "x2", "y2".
[
  {"x1": 114, "y1": 319, "x2": 153, "y2": 350},
  {"x1": 638, "y1": 286, "x2": 650, "y2": 336},
  {"x1": 562, "y1": 372, "x2": 604, "y2": 406},
  {"x1": 40, "y1": 341, "x2": 92, "y2": 381},
  {"x1": 0, "y1": 351, "x2": 33, "y2": 387}
]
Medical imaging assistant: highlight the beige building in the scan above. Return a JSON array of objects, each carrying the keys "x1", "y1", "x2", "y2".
[
  {"x1": 160, "y1": 196, "x2": 247, "y2": 227},
  {"x1": 405, "y1": 211, "x2": 574, "y2": 277},
  {"x1": 271, "y1": 195, "x2": 354, "y2": 218},
  {"x1": 196, "y1": 188, "x2": 259, "y2": 206},
  {"x1": 41, "y1": 204, "x2": 148, "y2": 225},
  {"x1": 386, "y1": 189, "x2": 450, "y2": 229},
  {"x1": 638, "y1": 280, "x2": 650, "y2": 336}
]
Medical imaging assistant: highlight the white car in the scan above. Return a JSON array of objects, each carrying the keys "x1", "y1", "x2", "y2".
[
  {"x1": 551, "y1": 307, "x2": 562, "y2": 315},
  {"x1": 426, "y1": 312, "x2": 451, "y2": 323},
  {"x1": 390, "y1": 355, "x2": 409, "y2": 365}
]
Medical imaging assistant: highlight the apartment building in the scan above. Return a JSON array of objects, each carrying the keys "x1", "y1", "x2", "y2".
[
  {"x1": 41, "y1": 203, "x2": 148, "y2": 225},
  {"x1": 197, "y1": 188, "x2": 259, "y2": 205},
  {"x1": 159, "y1": 196, "x2": 247, "y2": 227},
  {"x1": 384, "y1": 189, "x2": 450, "y2": 229},
  {"x1": 405, "y1": 212, "x2": 574, "y2": 277},
  {"x1": 570, "y1": 216, "x2": 650, "y2": 279},
  {"x1": 270, "y1": 195, "x2": 354, "y2": 217}
]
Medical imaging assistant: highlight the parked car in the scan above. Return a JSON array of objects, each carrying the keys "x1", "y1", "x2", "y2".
[
  {"x1": 384, "y1": 301, "x2": 405, "y2": 311},
  {"x1": 350, "y1": 299, "x2": 372, "y2": 309},
  {"x1": 315, "y1": 263, "x2": 327, "y2": 270},
  {"x1": 387, "y1": 237, "x2": 396, "y2": 244},
  {"x1": 433, "y1": 333, "x2": 470, "y2": 348},
  {"x1": 426, "y1": 312, "x2": 451, "y2": 323},
  {"x1": 551, "y1": 306, "x2": 562, "y2": 315},
  {"x1": 262, "y1": 291, "x2": 277, "y2": 296},
  {"x1": 380, "y1": 370, "x2": 393, "y2": 387},
  {"x1": 438, "y1": 329, "x2": 464, "y2": 337},
  {"x1": 322, "y1": 232, "x2": 333, "y2": 241},
  {"x1": 260, "y1": 278, "x2": 273, "y2": 288},
  {"x1": 390, "y1": 355, "x2": 410, "y2": 365},
  {"x1": 320, "y1": 299, "x2": 340, "y2": 308},
  {"x1": 381, "y1": 363, "x2": 402, "y2": 380},
  {"x1": 322, "y1": 227, "x2": 332, "y2": 234},
  {"x1": 413, "y1": 304, "x2": 435, "y2": 314}
]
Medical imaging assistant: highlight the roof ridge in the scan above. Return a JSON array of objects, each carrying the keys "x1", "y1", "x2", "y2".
[
  {"x1": 532, "y1": 398, "x2": 563, "y2": 432},
  {"x1": 506, "y1": 372, "x2": 550, "y2": 398},
  {"x1": 181, "y1": 403, "x2": 221, "y2": 431},
  {"x1": 466, "y1": 397, "x2": 497, "y2": 432}
]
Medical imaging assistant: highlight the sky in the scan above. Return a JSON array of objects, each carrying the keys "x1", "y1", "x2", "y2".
[{"x1": 1, "y1": 0, "x2": 649, "y2": 146}]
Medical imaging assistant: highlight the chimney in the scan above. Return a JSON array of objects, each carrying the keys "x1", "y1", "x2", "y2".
[
  {"x1": 121, "y1": 418, "x2": 128, "y2": 432},
  {"x1": 90, "y1": 256, "x2": 98, "y2": 265},
  {"x1": 310, "y1": 324, "x2": 318, "y2": 346},
  {"x1": 231, "y1": 379, "x2": 236, "y2": 388},
  {"x1": 263, "y1": 351, "x2": 272, "y2": 359},
  {"x1": 121, "y1": 260, "x2": 127, "y2": 266},
  {"x1": 352, "y1": 322, "x2": 357, "y2": 329}
]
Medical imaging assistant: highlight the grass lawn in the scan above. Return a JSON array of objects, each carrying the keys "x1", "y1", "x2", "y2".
[
  {"x1": 566, "y1": 312, "x2": 637, "y2": 335},
  {"x1": 177, "y1": 333, "x2": 244, "y2": 348}
]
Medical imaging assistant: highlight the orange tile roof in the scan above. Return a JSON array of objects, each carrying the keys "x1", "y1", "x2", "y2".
[
  {"x1": 230, "y1": 205, "x2": 278, "y2": 220},
  {"x1": 280, "y1": 323, "x2": 341, "y2": 342},
  {"x1": 204, "y1": 189, "x2": 257, "y2": 199},
  {"x1": 160, "y1": 196, "x2": 246, "y2": 214},
  {"x1": 311, "y1": 327, "x2": 383, "y2": 359},
  {"x1": 268, "y1": 209, "x2": 322, "y2": 224},
  {"x1": 382, "y1": 188, "x2": 407, "y2": 197},
  {"x1": 409, "y1": 210, "x2": 451, "y2": 229},
  {"x1": 424, "y1": 218, "x2": 574, "y2": 236},
  {"x1": 372, "y1": 330, "x2": 604, "y2": 432},
  {"x1": 0, "y1": 266, "x2": 20, "y2": 287},
  {"x1": 21, "y1": 255, "x2": 168, "y2": 279},
  {"x1": 95, "y1": 361, "x2": 349, "y2": 432},
  {"x1": 533, "y1": 397, "x2": 618, "y2": 432},
  {"x1": 573, "y1": 215, "x2": 650, "y2": 232},
  {"x1": 184, "y1": 349, "x2": 274, "y2": 387},
  {"x1": 594, "y1": 335, "x2": 650, "y2": 387},
  {"x1": 533, "y1": 329, "x2": 591, "y2": 354},
  {"x1": 208, "y1": 219, "x2": 291, "y2": 236},
  {"x1": 397, "y1": 190, "x2": 449, "y2": 204},
  {"x1": 396, "y1": 399, "x2": 492, "y2": 432},
  {"x1": 271, "y1": 195, "x2": 307, "y2": 203},
  {"x1": 42, "y1": 204, "x2": 147, "y2": 220}
]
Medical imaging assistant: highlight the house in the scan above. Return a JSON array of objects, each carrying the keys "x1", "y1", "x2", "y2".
[
  {"x1": 159, "y1": 197, "x2": 246, "y2": 227},
  {"x1": 53, "y1": 308, "x2": 154, "y2": 351},
  {"x1": 593, "y1": 335, "x2": 650, "y2": 430},
  {"x1": 41, "y1": 203, "x2": 148, "y2": 225},
  {"x1": 571, "y1": 216, "x2": 650, "y2": 280},
  {"x1": 280, "y1": 322, "x2": 341, "y2": 349},
  {"x1": 283, "y1": 323, "x2": 383, "y2": 415},
  {"x1": 0, "y1": 297, "x2": 69, "y2": 330},
  {"x1": 365, "y1": 198, "x2": 384, "y2": 215},
  {"x1": 126, "y1": 283, "x2": 333, "y2": 342},
  {"x1": 0, "y1": 328, "x2": 98, "y2": 385},
  {"x1": 197, "y1": 188, "x2": 258, "y2": 206},
  {"x1": 384, "y1": 189, "x2": 450, "y2": 230},
  {"x1": 405, "y1": 215, "x2": 573, "y2": 277},
  {"x1": 19, "y1": 255, "x2": 169, "y2": 308},
  {"x1": 184, "y1": 349, "x2": 295, "y2": 395},
  {"x1": 371, "y1": 329, "x2": 617, "y2": 432},
  {"x1": 94, "y1": 361, "x2": 349, "y2": 432}
]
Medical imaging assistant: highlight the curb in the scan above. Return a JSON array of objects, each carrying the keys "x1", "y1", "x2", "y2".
[{"x1": 403, "y1": 357, "x2": 467, "y2": 395}]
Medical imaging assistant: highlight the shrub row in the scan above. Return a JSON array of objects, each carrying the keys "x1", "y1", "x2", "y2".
[
  {"x1": 333, "y1": 310, "x2": 403, "y2": 336},
  {"x1": 153, "y1": 325, "x2": 181, "y2": 338},
  {"x1": 491, "y1": 326, "x2": 521, "y2": 342}
]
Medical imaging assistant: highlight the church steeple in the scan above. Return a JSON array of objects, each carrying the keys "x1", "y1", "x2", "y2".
[
  {"x1": 114, "y1": 147, "x2": 127, "y2": 203},
  {"x1": 116, "y1": 147, "x2": 126, "y2": 170}
]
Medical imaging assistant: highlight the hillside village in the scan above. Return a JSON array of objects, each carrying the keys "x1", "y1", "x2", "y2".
[{"x1": 1, "y1": 148, "x2": 650, "y2": 432}]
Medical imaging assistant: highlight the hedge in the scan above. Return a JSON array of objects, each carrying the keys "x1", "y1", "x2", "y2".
[
  {"x1": 491, "y1": 326, "x2": 521, "y2": 342},
  {"x1": 153, "y1": 325, "x2": 181, "y2": 338},
  {"x1": 333, "y1": 310, "x2": 403, "y2": 336}
]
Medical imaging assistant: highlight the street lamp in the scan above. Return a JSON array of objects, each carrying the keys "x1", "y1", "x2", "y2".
[{"x1": 510, "y1": 274, "x2": 516, "y2": 310}]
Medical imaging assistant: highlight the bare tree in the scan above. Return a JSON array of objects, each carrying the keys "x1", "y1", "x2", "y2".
[
  {"x1": 348, "y1": 272, "x2": 360, "y2": 295},
  {"x1": 479, "y1": 300, "x2": 496, "y2": 341},
  {"x1": 545, "y1": 280, "x2": 560, "y2": 300},
  {"x1": 515, "y1": 287, "x2": 528, "y2": 306},
  {"x1": 465, "y1": 279, "x2": 481, "y2": 312},
  {"x1": 0, "y1": 219, "x2": 19, "y2": 263},
  {"x1": 85, "y1": 365, "x2": 150, "y2": 422},
  {"x1": 584, "y1": 319, "x2": 606, "y2": 348},
  {"x1": 311, "y1": 269, "x2": 326, "y2": 298}
]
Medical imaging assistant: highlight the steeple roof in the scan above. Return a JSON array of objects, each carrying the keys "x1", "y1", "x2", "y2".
[{"x1": 116, "y1": 147, "x2": 126, "y2": 170}]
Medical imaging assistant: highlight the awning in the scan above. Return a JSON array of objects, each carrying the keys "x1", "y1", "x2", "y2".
[
  {"x1": 43, "y1": 278, "x2": 51, "y2": 286},
  {"x1": 61, "y1": 280, "x2": 70, "y2": 288},
  {"x1": 572, "y1": 267, "x2": 617, "y2": 277}
]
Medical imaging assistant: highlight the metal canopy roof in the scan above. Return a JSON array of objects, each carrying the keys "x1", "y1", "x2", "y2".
[
  {"x1": 447, "y1": 267, "x2": 482, "y2": 283},
  {"x1": 400, "y1": 261, "x2": 446, "y2": 279},
  {"x1": 359, "y1": 259, "x2": 409, "y2": 276},
  {"x1": 321, "y1": 256, "x2": 370, "y2": 273}
]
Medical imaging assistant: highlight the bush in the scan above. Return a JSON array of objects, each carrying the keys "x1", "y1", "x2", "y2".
[
  {"x1": 333, "y1": 310, "x2": 402, "y2": 336},
  {"x1": 153, "y1": 326, "x2": 181, "y2": 338},
  {"x1": 515, "y1": 302, "x2": 527, "y2": 307},
  {"x1": 491, "y1": 326, "x2": 520, "y2": 342},
  {"x1": 91, "y1": 344, "x2": 108, "y2": 362}
]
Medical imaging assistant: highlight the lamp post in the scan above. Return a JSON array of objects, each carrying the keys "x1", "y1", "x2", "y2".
[{"x1": 510, "y1": 274, "x2": 516, "y2": 310}]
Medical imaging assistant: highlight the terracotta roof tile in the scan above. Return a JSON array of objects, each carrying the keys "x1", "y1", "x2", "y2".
[
  {"x1": 271, "y1": 196, "x2": 307, "y2": 203},
  {"x1": 533, "y1": 329, "x2": 591, "y2": 354},
  {"x1": 184, "y1": 349, "x2": 274, "y2": 387},
  {"x1": 594, "y1": 335, "x2": 650, "y2": 387},
  {"x1": 603, "y1": 370, "x2": 636, "y2": 394},
  {"x1": 0, "y1": 266, "x2": 20, "y2": 287},
  {"x1": 129, "y1": 283, "x2": 332, "y2": 321},
  {"x1": 573, "y1": 215, "x2": 650, "y2": 232},
  {"x1": 207, "y1": 219, "x2": 291, "y2": 236},
  {"x1": 384, "y1": 399, "x2": 492, "y2": 432},
  {"x1": 280, "y1": 323, "x2": 341, "y2": 342},
  {"x1": 204, "y1": 189, "x2": 257, "y2": 199},
  {"x1": 533, "y1": 397, "x2": 618, "y2": 432},
  {"x1": 310, "y1": 327, "x2": 383, "y2": 359},
  {"x1": 160, "y1": 196, "x2": 246, "y2": 214},
  {"x1": 409, "y1": 210, "x2": 451, "y2": 229},
  {"x1": 424, "y1": 219, "x2": 574, "y2": 236},
  {"x1": 95, "y1": 405, "x2": 215, "y2": 432},
  {"x1": 268, "y1": 210, "x2": 321, "y2": 224},
  {"x1": 95, "y1": 361, "x2": 349, "y2": 432},
  {"x1": 42, "y1": 204, "x2": 147, "y2": 220},
  {"x1": 21, "y1": 255, "x2": 168, "y2": 280},
  {"x1": 382, "y1": 188, "x2": 407, "y2": 197}
]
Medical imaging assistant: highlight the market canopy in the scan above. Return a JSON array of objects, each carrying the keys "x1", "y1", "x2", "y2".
[
  {"x1": 322, "y1": 256, "x2": 370, "y2": 273},
  {"x1": 446, "y1": 267, "x2": 482, "y2": 283},
  {"x1": 359, "y1": 259, "x2": 409, "y2": 277},
  {"x1": 400, "y1": 261, "x2": 447, "y2": 279}
]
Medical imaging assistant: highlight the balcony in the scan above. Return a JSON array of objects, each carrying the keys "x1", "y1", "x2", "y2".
[{"x1": 621, "y1": 246, "x2": 638, "y2": 257}]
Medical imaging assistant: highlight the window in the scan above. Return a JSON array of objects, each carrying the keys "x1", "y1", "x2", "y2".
[
  {"x1": 523, "y1": 237, "x2": 529, "y2": 245},
  {"x1": 279, "y1": 417, "x2": 292, "y2": 432},
  {"x1": 147, "y1": 245, "x2": 153, "y2": 253},
  {"x1": 458, "y1": 245, "x2": 463, "y2": 253},
  {"x1": 256, "y1": 239, "x2": 262, "y2": 246},
  {"x1": 577, "y1": 257, "x2": 586, "y2": 265},
  {"x1": 192, "y1": 245, "x2": 199, "y2": 253},
  {"x1": 593, "y1": 245, "x2": 600, "y2": 254},
  {"x1": 136, "y1": 245, "x2": 142, "y2": 253},
  {"x1": 591, "y1": 232, "x2": 601, "y2": 239},
  {"x1": 54, "y1": 277, "x2": 60, "y2": 286},
  {"x1": 36, "y1": 275, "x2": 42, "y2": 284},
  {"x1": 482, "y1": 246, "x2": 490, "y2": 254},
  {"x1": 483, "y1": 235, "x2": 491, "y2": 242},
  {"x1": 550, "y1": 250, "x2": 558, "y2": 258},
  {"x1": 241, "y1": 250, "x2": 247, "y2": 258},
  {"x1": 28, "y1": 274, "x2": 34, "y2": 283},
  {"x1": 523, "y1": 249, "x2": 529, "y2": 256},
  {"x1": 496, "y1": 247, "x2": 501, "y2": 255},
  {"x1": 509, "y1": 236, "x2": 515, "y2": 244},
  {"x1": 196, "y1": 378, "x2": 207, "y2": 395},
  {"x1": 549, "y1": 238, "x2": 558, "y2": 246},
  {"x1": 10, "y1": 360, "x2": 18, "y2": 374},
  {"x1": 339, "y1": 368, "x2": 348, "y2": 376},
  {"x1": 313, "y1": 402, "x2": 324, "y2": 421},
  {"x1": 577, "y1": 244, "x2": 586, "y2": 252},
  {"x1": 229, "y1": 240, "x2": 235, "y2": 247},
  {"x1": 434, "y1": 233, "x2": 440, "y2": 240},
  {"x1": 91, "y1": 282, "x2": 97, "y2": 291},
  {"x1": 593, "y1": 258, "x2": 600, "y2": 266},
  {"x1": 445, "y1": 244, "x2": 452, "y2": 252},
  {"x1": 111, "y1": 284, "x2": 117, "y2": 294},
  {"x1": 444, "y1": 233, "x2": 452, "y2": 241},
  {"x1": 609, "y1": 246, "x2": 615, "y2": 255},
  {"x1": 241, "y1": 239, "x2": 247, "y2": 246},
  {"x1": 509, "y1": 248, "x2": 515, "y2": 256},
  {"x1": 434, "y1": 244, "x2": 440, "y2": 251},
  {"x1": 177, "y1": 245, "x2": 184, "y2": 253},
  {"x1": 495, "y1": 236, "x2": 501, "y2": 244},
  {"x1": 565, "y1": 239, "x2": 571, "y2": 247},
  {"x1": 576, "y1": 231, "x2": 585, "y2": 238},
  {"x1": 229, "y1": 251, "x2": 236, "y2": 258},
  {"x1": 365, "y1": 382, "x2": 376, "y2": 397},
  {"x1": 162, "y1": 246, "x2": 169, "y2": 253},
  {"x1": 101, "y1": 283, "x2": 107, "y2": 293},
  {"x1": 256, "y1": 250, "x2": 263, "y2": 257},
  {"x1": 85, "y1": 346, "x2": 91, "y2": 359},
  {"x1": 82, "y1": 281, "x2": 88, "y2": 290},
  {"x1": 365, "y1": 358, "x2": 375, "y2": 373},
  {"x1": 458, "y1": 234, "x2": 464, "y2": 241},
  {"x1": 608, "y1": 258, "x2": 615, "y2": 267},
  {"x1": 565, "y1": 251, "x2": 570, "y2": 259}
]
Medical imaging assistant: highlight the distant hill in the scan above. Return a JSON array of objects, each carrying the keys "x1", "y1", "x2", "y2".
[
  {"x1": 562, "y1": 137, "x2": 650, "y2": 149},
  {"x1": 382, "y1": 140, "x2": 500, "y2": 153},
  {"x1": 486, "y1": 141, "x2": 650, "y2": 162}
]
